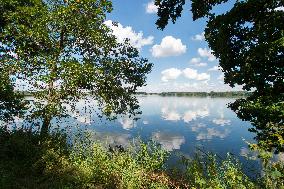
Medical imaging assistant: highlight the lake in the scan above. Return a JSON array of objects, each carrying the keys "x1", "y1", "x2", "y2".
[
  {"x1": 48, "y1": 95, "x2": 264, "y2": 174},
  {"x1": 16, "y1": 95, "x2": 284, "y2": 175}
]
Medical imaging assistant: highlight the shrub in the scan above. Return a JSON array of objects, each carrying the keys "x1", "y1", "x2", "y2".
[
  {"x1": 0, "y1": 128, "x2": 170, "y2": 188},
  {"x1": 179, "y1": 153, "x2": 256, "y2": 189},
  {"x1": 1, "y1": 127, "x2": 283, "y2": 189}
]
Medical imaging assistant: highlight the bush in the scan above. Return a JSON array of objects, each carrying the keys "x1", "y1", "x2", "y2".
[
  {"x1": 180, "y1": 153, "x2": 256, "y2": 189},
  {"x1": 0, "y1": 127, "x2": 283, "y2": 189},
  {"x1": 0, "y1": 128, "x2": 170, "y2": 188}
]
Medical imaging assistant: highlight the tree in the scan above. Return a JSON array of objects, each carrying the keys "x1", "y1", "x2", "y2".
[
  {"x1": 0, "y1": 38, "x2": 27, "y2": 124},
  {"x1": 154, "y1": 0, "x2": 284, "y2": 152},
  {"x1": 0, "y1": 69, "x2": 27, "y2": 123},
  {"x1": 0, "y1": 0, "x2": 152, "y2": 135}
]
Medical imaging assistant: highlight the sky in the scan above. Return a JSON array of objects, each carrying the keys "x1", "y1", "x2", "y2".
[{"x1": 105, "y1": 0, "x2": 243, "y2": 93}]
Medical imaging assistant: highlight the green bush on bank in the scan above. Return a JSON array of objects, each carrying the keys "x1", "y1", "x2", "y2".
[
  {"x1": 0, "y1": 127, "x2": 283, "y2": 189},
  {"x1": 0, "y1": 128, "x2": 171, "y2": 188},
  {"x1": 179, "y1": 153, "x2": 255, "y2": 189}
]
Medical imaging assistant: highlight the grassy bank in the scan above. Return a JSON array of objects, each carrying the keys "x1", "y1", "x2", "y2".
[{"x1": 0, "y1": 128, "x2": 283, "y2": 189}]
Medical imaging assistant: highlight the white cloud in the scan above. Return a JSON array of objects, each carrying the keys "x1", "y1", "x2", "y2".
[
  {"x1": 198, "y1": 48, "x2": 216, "y2": 61},
  {"x1": 190, "y1": 57, "x2": 207, "y2": 67},
  {"x1": 217, "y1": 73, "x2": 224, "y2": 81},
  {"x1": 104, "y1": 20, "x2": 154, "y2": 50},
  {"x1": 190, "y1": 57, "x2": 201, "y2": 64},
  {"x1": 161, "y1": 68, "x2": 210, "y2": 82},
  {"x1": 183, "y1": 68, "x2": 198, "y2": 79},
  {"x1": 195, "y1": 62, "x2": 207, "y2": 67},
  {"x1": 196, "y1": 73, "x2": 210, "y2": 80},
  {"x1": 275, "y1": 6, "x2": 284, "y2": 11},
  {"x1": 208, "y1": 66, "x2": 220, "y2": 71},
  {"x1": 161, "y1": 68, "x2": 182, "y2": 82},
  {"x1": 151, "y1": 36, "x2": 187, "y2": 58},
  {"x1": 192, "y1": 32, "x2": 205, "y2": 41},
  {"x1": 183, "y1": 68, "x2": 210, "y2": 81},
  {"x1": 146, "y1": 1, "x2": 158, "y2": 14},
  {"x1": 138, "y1": 80, "x2": 243, "y2": 93},
  {"x1": 152, "y1": 132, "x2": 185, "y2": 151}
]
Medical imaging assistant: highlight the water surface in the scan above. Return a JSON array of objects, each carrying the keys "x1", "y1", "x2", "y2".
[{"x1": 59, "y1": 95, "x2": 262, "y2": 170}]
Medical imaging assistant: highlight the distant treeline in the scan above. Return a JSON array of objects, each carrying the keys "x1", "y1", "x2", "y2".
[
  {"x1": 21, "y1": 91, "x2": 250, "y2": 98},
  {"x1": 17, "y1": 91, "x2": 33, "y2": 96},
  {"x1": 136, "y1": 91, "x2": 251, "y2": 97}
]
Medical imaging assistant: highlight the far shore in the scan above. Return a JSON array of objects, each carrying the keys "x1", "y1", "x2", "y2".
[{"x1": 19, "y1": 91, "x2": 251, "y2": 98}]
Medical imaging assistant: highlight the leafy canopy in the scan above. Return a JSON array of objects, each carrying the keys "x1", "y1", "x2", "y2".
[
  {"x1": 154, "y1": 0, "x2": 284, "y2": 152},
  {"x1": 0, "y1": 69, "x2": 27, "y2": 123},
  {"x1": 0, "y1": 0, "x2": 152, "y2": 133}
]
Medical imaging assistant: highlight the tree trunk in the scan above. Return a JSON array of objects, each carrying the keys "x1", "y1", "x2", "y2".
[
  {"x1": 40, "y1": 27, "x2": 64, "y2": 136},
  {"x1": 41, "y1": 113, "x2": 51, "y2": 136}
]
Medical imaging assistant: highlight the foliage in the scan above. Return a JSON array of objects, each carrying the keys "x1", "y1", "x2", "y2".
[
  {"x1": 0, "y1": 0, "x2": 152, "y2": 134},
  {"x1": 0, "y1": 128, "x2": 170, "y2": 188},
  {"x1": 0, "y1": 69, "x2": 27, "y2": 123},
  {"x1": 231, "y1": 93, "x2": 284, "y2": 153},
  {"x1": 0, "y1": 127, "x2": 69, "y2": 188},
  {"x1": 260, "y1": 159, "x2": 284, "y2": 189},
  {"x1": 180, "y1": 152, "x2": 284, "y2": 189},
  {"x1": 1, "y1": 127, "x2": 284, "y2": 189},
  {"x1": 154, "y1": 0, "x2": 284, "y2": 153},
  {"x1": 180, "y1": 153, "x2": 256, "y2": 189},
  {"x1": 159, "y1": 91, "x2": 251, "y2": 97}
]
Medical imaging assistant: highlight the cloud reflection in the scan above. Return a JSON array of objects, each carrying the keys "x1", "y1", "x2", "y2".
[
  {"x1": 212, "y1": 118, "x2": 231, "y2": 126},
  {"x1": 93, "y1": 132, "x2": 132, "y2": 147},
  {"x1": 183, "y1": 111, "x2": 197, "y2": 122},
  {"x1": 72, "y1": 112, "x2": 91, "y2": 125},
  {"x1": 212, "y1": 107, "x2": 231, "y2": 126},
  {"x1": 143, "y1": 120, "x2": 149, "y2": 125},
  {"x1": 119, "y1": 117, "x2": 136, "y2": 130},
  {"x1": 191, "y1": 123, "x2": 207, "y2": 132},
  {"x1": 161, "y1": 107, "x2": 181, "y2": 121},
  {"x1": 196, "y1": 128, "x2": 230, "y2": 140},
  {"x1": 152, "y1": 132, "x2": 185, "y2": 151},
  {"x1": 183, "y1": 107, "x2": 209, "y2": 123},
  {"x1": 161, "y1": 104, "x2": 209, "y2": 123},
  {"x1": 191, "y1": 123, "x2": 230, "y2": 140},
  {"x1": 240, "y1": 147, "x2": 258, "y2": 160},
  {"x1": 240, "y1": 147, "x2": 284, "y2": 163}
]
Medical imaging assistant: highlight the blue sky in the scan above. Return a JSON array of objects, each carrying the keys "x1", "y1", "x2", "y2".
[{"x1": 105, "y1": 0, "x2": 241, "y2": 93}]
